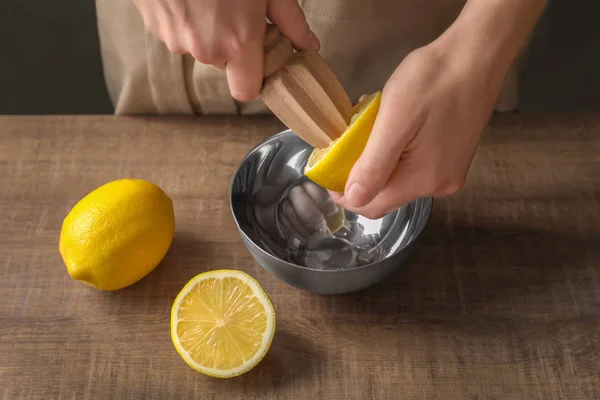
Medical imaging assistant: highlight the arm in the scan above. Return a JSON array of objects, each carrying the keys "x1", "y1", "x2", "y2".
[
  {"x1": 443, "y1": 0, "x2": 548, "y2": 73},
  {"x1": 332, "y1": 0, "x2": 549, "y2": 218}
]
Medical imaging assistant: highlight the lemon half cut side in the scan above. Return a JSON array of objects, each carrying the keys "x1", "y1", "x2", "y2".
[{"x1": 170, "y1": 270, "x2": 276, "y2": 378}]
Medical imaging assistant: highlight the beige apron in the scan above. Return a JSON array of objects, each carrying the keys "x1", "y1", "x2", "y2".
[{"x1": 95, "y1": 0, "x2": 518, "y2": 115}]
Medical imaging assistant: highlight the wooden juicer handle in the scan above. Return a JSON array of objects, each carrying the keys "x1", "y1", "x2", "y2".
[{"x1": 260, "y1": 24, "x2": 354, "y2": 149}]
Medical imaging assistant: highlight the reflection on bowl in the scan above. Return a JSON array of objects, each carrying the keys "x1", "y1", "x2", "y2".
[{"x1": 230, "y1": 129, "x2": 432, "y2": 295}]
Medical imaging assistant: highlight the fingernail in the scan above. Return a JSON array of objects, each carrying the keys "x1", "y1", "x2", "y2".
[{"x1": 346, "y1": 183, "x2": 370, "y2": 207}]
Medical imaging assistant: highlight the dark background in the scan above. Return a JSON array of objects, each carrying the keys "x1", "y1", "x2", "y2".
[{"x1": 0, "y1": 0, "x2": 598, "y2": 115}]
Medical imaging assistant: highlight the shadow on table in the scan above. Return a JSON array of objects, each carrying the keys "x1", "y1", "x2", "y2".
[
  {"x1": 122, "y1": 328, "x2": 324, "y2": 399},
  {"x1": 211, "y1": 328, "x2": 324, "y2": 393},
  {"x1": 326, "y1": 215, "x2": 599, "y2": 320},
  {"x1": 105, "y1": 231, "x2": 211, "y2": 302}
]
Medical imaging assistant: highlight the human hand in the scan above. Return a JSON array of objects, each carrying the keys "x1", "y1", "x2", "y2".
[
  {"x1": 132, "y1": 0, "x2": 320, "y2": 101},
  {"x1": 329, "y1": 44, "x2": 501, "y2": 218},
  {"x1": 330, "y1": 0, "x2": 547, "y2": 219}
]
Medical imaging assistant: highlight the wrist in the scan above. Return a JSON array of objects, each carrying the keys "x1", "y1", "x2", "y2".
[{"x1": 434, "y1": 0, "x2": 548, "y2": 79}]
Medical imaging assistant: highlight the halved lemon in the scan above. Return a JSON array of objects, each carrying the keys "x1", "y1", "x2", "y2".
[
  {"x1": 304, "y1": 91, "x2": 381, "y2": 193},
  {"x1": 170, "y1": 270, "x2": 276, "y2": 378}
]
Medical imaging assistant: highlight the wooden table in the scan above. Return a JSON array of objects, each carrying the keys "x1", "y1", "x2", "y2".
[{"x1": 1, "y1": 115, "x2": 599, "y2": 399}]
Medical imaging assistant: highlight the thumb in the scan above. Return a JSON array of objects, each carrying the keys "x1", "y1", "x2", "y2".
[
  {"x1": 267, "y1": 0, "x2": 320, "y2": 51},
  {"x1": 338, "y1": 165, "x2": 427, "y2": 220},
  {"x1": 343, "y1": 92, "x2": 423, "y2": 208}
]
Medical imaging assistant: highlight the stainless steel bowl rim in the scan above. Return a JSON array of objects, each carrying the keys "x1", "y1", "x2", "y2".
[{"x1": 229, "y1": 129, "x2": 433, "y2": 273}]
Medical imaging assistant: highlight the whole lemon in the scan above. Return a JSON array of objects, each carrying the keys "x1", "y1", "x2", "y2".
[{"x1": 59, "y1": 179, "x2": 175, "y2": 291}]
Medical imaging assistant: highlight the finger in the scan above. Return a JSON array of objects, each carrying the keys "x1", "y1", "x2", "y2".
[
  {"x1": 303, "y1": 181, "x2": 338, "y2": 216},
  {"x1": 288, "y1": 185, "x2": 327, "y2": 233},
  {"x1": 351, "y1": 94, "x2": 369, "y2": 107},
  {"x1": 337, "y1": 166, "x2": 426, "y2": 220},
  {"x1": 327, "y1": 190, "x2": 343, "y2": 202},
  {"x1": 267, "y1": 0, "x2": 320, "y2": 51},
  {"x1": 278, "y1": 210, "x2": 294, "y2": 236},
  {"x1": 343, "y1": 90, "x2": 426, "y2": 208},
  {"x1": 139, "y1": 6, "x2": 186, "y2": 55},
  {"x1": 133, "y1": 0, "x2": 164, "y2": 39},
  {"x1": 225, "y1": 39, "x2": 263, "y2": 101},
  {"x1": 163, "y1": 31, "x2": 187, "y2": 55},
  {"x1": 187, "y1": 38, "x2": 228, "y2": 66},
  {"x1": 280, "y1": 199, "x2": 311, "y2": 239}
]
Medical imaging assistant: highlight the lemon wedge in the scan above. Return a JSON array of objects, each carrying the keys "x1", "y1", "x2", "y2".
[
  {"x1": 170, "y1": 270, "x2": 276, "y2": 378},
  {"x1": 304, "y1": 91, "x2": 381, "y2": 193}
]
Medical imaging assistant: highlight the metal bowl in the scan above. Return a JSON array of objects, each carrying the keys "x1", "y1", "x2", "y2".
[{"x1": 230, "y1": 129, "x2": 432, "y2": 295}]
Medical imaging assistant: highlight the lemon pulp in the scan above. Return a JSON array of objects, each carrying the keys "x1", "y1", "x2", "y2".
[{"x1": 170, "y1": 270, "x2": 276, "y2": 378}]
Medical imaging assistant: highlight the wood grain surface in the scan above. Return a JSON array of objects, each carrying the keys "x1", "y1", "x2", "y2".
[{"x1": 1, "y1": 115, "x2": 599, "y2": 400}]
